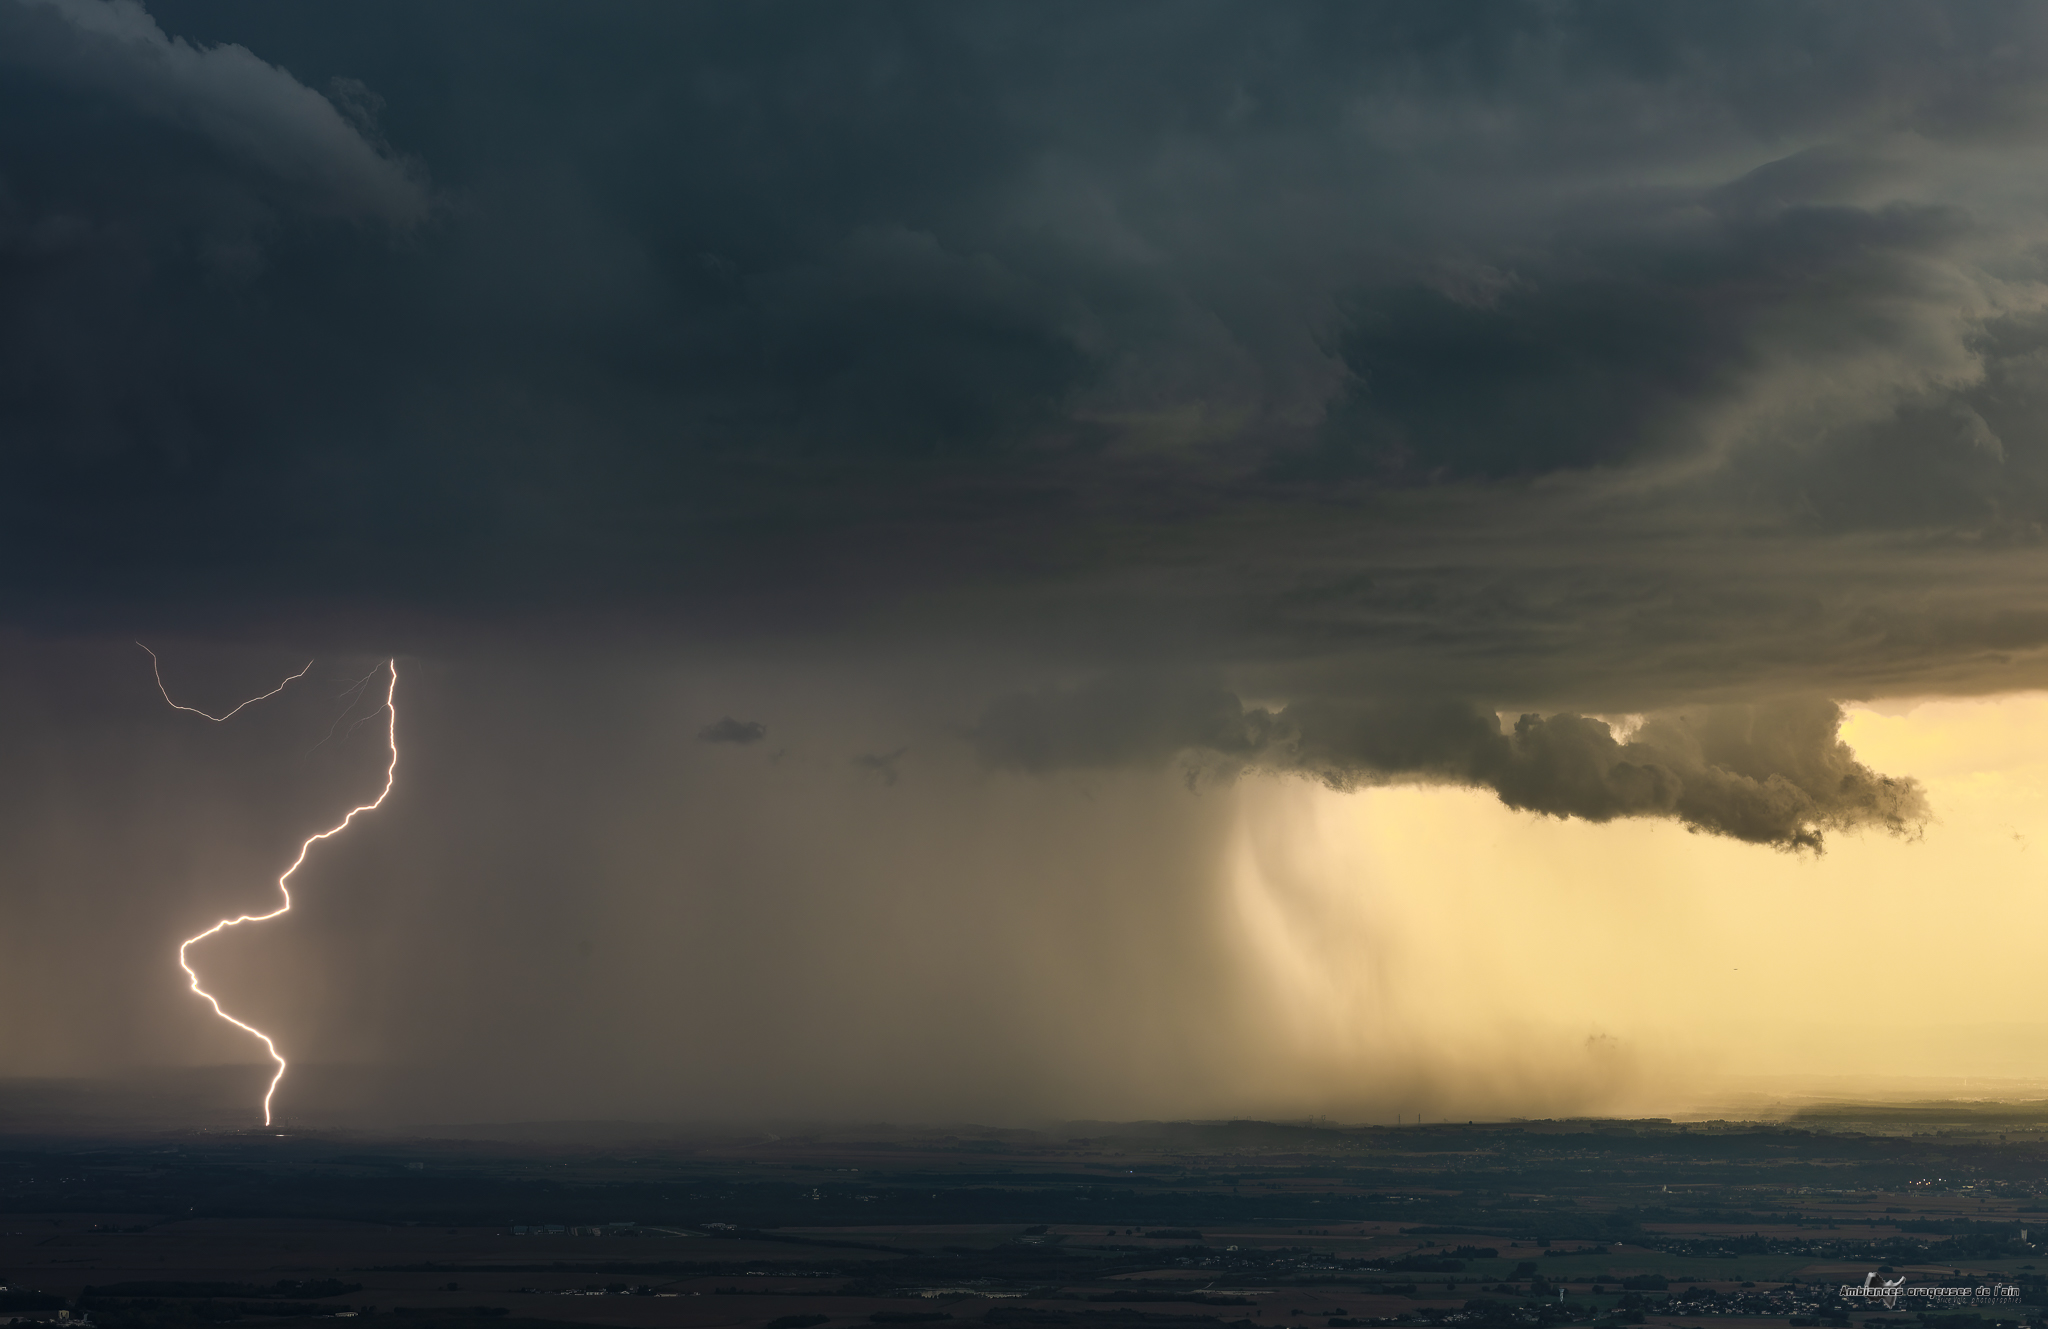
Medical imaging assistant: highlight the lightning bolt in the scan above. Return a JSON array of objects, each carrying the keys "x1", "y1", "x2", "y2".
[
  {"x1": 139, "y1": 643, "x2": 312, "y2": 720},
  {"x1": 144, "y1": 646, "x2": 400, "y2": 1126}
]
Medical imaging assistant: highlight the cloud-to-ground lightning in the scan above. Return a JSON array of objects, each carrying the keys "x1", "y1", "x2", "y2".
[{"x1": 143, "y1": 646, "x2": 400, "y2": 1126}]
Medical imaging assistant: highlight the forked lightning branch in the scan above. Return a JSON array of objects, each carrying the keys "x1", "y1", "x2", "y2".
[{"x1": 141, "y1": 645, "x2": 400, "y2": 1127}]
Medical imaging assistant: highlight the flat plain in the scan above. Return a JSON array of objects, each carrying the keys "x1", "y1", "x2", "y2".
[{"x1": 0, "y1": 1106, "x2": 2044, "y2": 1329}]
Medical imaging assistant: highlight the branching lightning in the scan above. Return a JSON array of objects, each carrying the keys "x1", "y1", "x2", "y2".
[
  {"x1": 139, "y1": 643, "x2": 312, "y2": 720},
  {"x1": 143, "y1": 645, "x2": 400, "y2": 1126}
]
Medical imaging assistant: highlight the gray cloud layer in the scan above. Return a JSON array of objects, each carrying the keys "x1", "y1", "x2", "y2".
[
  {"x1": 3, "y1": 1, "x2": 2046, "y2": 710},
  {"x1": 4, "y1": 0, "x2": 2027, "y2": 908}
]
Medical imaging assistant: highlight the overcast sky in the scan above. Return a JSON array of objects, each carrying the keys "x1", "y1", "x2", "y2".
[{"x1": 6, "y1": 1, "x2": 2048, "y2": 1126}]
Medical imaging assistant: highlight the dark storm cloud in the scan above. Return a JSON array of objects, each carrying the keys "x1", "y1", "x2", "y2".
[
  {"x1": 0, "y1": 0, "x2": 426, "y2": 226},
  {"x1": 6, "y1": 0, "x2": 2048, "y2": 626},
  {"x1": 11, "y1": 0, "x2": 2044, "y2": 861},
  {"x1": 6, "y1": 1, "x2": 2048, "y2": 818},
  {"x1": 972, "y1": 682, "x2": 1925, "y2": 850},
  {"x1": 1314, "y1": 195, "x2": 1976, "y2": 479}
]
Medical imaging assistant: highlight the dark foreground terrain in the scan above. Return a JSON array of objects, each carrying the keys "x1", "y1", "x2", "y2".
[{"x1": 2, "y1": 1105, "x2": 2046, "y2": 1329}]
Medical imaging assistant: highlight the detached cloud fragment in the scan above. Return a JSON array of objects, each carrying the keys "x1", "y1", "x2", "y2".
[
  {"x1": 973, "y1": 683, "x2": 1925, "y2": 851},
  {"x1": 854, "y1": 748, "x2": 908, "y2": 787},
  {"x1": 1, "y1": 0, "x2": 427, "y2": 226},
  {"x1": 698, "y1": 717, "x2": 767, "y2": 745}
]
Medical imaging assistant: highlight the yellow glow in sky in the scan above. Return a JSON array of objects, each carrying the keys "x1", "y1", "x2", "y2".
[{"x1": 1220, "y1": 694, "x2": 2048, "y2": 1121}]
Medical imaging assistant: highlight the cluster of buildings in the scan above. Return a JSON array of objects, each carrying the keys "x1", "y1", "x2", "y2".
[
  {"x1": 0, "y1": 1313, "x2": 89, "y2": 1327},
  {"x1": 511, "y1": 1222, "x2": 639, "y2": 1237}
]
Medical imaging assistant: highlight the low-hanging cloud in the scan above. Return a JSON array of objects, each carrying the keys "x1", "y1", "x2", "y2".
[{"x1": 973, "y1": 682, "x2": 1925, "y2": 851}]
